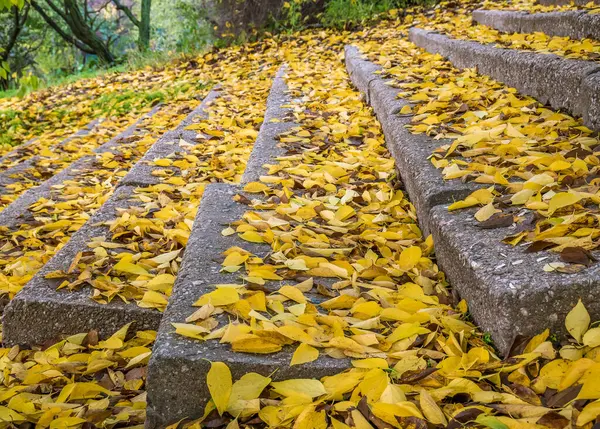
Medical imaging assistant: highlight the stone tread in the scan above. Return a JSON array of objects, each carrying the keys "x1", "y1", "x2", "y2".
[
  {"x1": 146, "y1": 66, "x2": 348, "y2": 428},
  {"x1": 146, "y1": 184, "x2": 350, "y2": 428},
  {"x1": 408, "y1": 27, "x2": 600, "y2": 132},
  {"x1": 0, "y1": 105, "x2": 163, "y2": 230},
  {"x1": 344, "y1": 44, "x2": 600, "y2": 354},
  {"x1": 473, "y1": 9, "x2": 600, "y2": 41},
  {"x1": 2, "y1": 93, "x2": 219, "y2": 347},
  {"x1": 0, "y1": 119, "x2": 102, "y2": 189}
]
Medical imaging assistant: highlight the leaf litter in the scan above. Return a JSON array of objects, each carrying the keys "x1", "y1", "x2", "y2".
[{"x1": 0, "y1": 1, "x2": 600, "y2": 427}]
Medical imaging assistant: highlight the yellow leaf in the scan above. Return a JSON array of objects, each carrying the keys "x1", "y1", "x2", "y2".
[
  {"x1": 277, "y1": 285, "x2": 307, "y2": 303},
  {"x1": 548, "y1": 192, "x2": 583, "y2": 215},
  {"x1": 271, "y1": 379, "x2": 326, "y2": 398},
  {"x1": 113, "y1": 260, "x2": 149, "y2": 276},
  {"x1": 239, "y1": 231, "x2": 264, "y2": 243},
  {"x1": 154, "y1": 158, "x2": 172, "y2": 167},
  {"x1": 231, "y1": 337, "x2": 282, "y2": 354},
  {"x1": 194, "y1": 288, "x2": 240, "y2": 307},
  {"x1": 243, "y1": 182, "x2": 269, "y2": 193},
  {"x1": 172, "y1": 323, "x2": 209, "y2": 340},
  {"x1": 566, "y1": 299, "x2": 590, "y2": 343},
  {"x1": 223, "y1": 251, "x2": 249, "y2": 267},
  {"x1": 207, "y1": 362, "x2": 232, "y2": 415},
  {"x1": 291, "y1": 343, "x2": 319, "y2": 366},
  {"x1": 474, "y1": 203, "x2": 500, "y2": 222},
  {"x1": 584, "y1": 327, "x2": 600, "y2": 348},
  {"x1": 577, "y1": 400, "x2": 600, "y2": 425},
  {"x1": 399, "y1": 246, "x2": 421, "y2": 271},
  {"x1": 420, "y1": 389, "x2": 447, "y2": 425}
]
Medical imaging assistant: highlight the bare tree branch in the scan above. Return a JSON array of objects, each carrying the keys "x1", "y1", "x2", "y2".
[
  {"x1": 29, "y1": 0, "x2": 96, "y2": 55},
  {"x1": 110, "y1": 0, "x2": 140, "y2": 27}
]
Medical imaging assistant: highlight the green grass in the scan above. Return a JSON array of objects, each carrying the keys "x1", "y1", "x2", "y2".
[{"x1": 0, "y1": 48, "x2": 203, "y2": 100}]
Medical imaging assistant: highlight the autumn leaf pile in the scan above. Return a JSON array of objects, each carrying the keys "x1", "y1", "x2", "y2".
[
  {"x1": 1, "y1": 0, "x2": 600, "y2": 426},
  {"x1": 0, "y1": 61, "x2": 208, "y2": 149}
]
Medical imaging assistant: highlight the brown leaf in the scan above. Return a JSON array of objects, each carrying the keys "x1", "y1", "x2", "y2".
[
  {"x1": 476, "y1": 213, "x2": 514, "y2": 229},
  {"x1": 536, "y1": 412, "x2": 569, "y2": 429},
  {"x1": 525, "y1": 241, "x2": 555, "y2": 253},
  {"x1": 447, "y1": 408, "x2": 485, "y2": 429},
  {"x1": 560, "y1": 247, "x2": 596, "y2": 266},
  {"x1": 546, "y1": 385, "x2": 583, "y2": 408},
  {"x1": 399, "y1": 367, "x2": 438, "y2": 384},
  {"x1": 507, "y1": 334, "x2": 531, "y2": 357}
]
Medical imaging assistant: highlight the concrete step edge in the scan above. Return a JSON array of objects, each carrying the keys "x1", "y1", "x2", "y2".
[
  {"x1": 472, "y1": 8, "x2": 600, "y2": 41},
  {"x1": 145, "y1": 65, "x2": 349, "y2": 428}
]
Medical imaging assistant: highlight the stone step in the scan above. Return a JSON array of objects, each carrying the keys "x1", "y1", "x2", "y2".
[
  {"x1": 537, "y1": 0, "x2": 598, "y2": 5},
  {"x1": 0, "y1": 119, "x2": 102, "y2": 170},
  {"x1": 344, "y1": 44, "x2": 600, "y2": 354},
  {"x1": 2, "y1": 94, "x2": 217, "y2": 347},
  {"x1": 0, "y1": 119, "x2": 102, "y2": 190},
  {"x1": 0, "y1": 105, "x2": 162, "y2": 231},
  {"x1": 473, "y1": 9, "x2": 600, "y2": 41},
  {"x1": 345, "y1": 45, "x2": 484, "y2": 236},
  {"x1": 145, "y1": 66, "x2": 348, "y2": 428},
  {"x1": 408, "y1": 27, "x2": 600, "y2": 132}
]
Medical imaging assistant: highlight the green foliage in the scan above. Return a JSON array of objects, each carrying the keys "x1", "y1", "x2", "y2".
[
  {"x1": 90, "y1": 89, "x2": 165, "y2": 117},
  {"x1": 0, "y1": 0, "x2": 24, "y2": 11},
  {"x1": 152, "y1": 0, "x2": 214, "y2": 54},
  {"x1": 15, "y1": 73, "x2": 40, "y2": 97},
  {"x1": 274, "y1": 0, "x2": 437, "y2": 31},
  {"x1": 0, "y1": 60, "x2": 8, "y2": 80},
  {"x1": 320, "y1": 0, "x2": 397, "y2": 28}
]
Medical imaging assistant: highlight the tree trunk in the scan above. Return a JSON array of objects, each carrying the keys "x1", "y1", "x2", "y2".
[
  {"x1": 62, "y1": 0, "x2": 115, "y2": 64},
  {"x1": 0, "y1": 5, "x2": 30, "y2": 90},
  {"x1": 139, "y1": 0, "x2": 151, "y2": 51},
  {"x1": 31, "y1": 0, "x2": 115, "y2": 64}
]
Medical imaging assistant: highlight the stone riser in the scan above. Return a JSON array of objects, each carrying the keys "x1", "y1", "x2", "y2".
[
  {"x1": 537, "y1": 0, "x2": 598, "y2": 5},
  {"x1": 144, "y1": 66, "x2": 352, "y2": 428},
  {"x1": 0, "y1": 119, "x2": 102, "y2": 190}
]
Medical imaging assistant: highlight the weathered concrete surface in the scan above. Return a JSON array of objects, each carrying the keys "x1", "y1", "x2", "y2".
[
  {"x1": 408, "y1": 28, "x2": 600, "y2": 132},
  {"x1": 2, "y1": 185, "x2": 162, "y2": 347},
  {"x1": 345, "y1": 45, "x2": 484, "y2": 235},
  {"x1": 429, "y1": 204, "x2": 600, "y2": 355},
  {"x1": 0, "y1": 119, "x2": 101, "y2": 169},
  {"x1": 2, "y1": 93, "x2": 217, "y2": 346},
  {"x1": 242, "y1": 66, "x2": 297, "y2": 184},
  {"x1": 120, "y1": 89, "x2": 220, "y2": 187},
  {"x1": 146, "y1": 184, "x2": 349, "y2": 428},
  {"x1": 473, "y1": 9, "x2": 600, "y2": 41}
]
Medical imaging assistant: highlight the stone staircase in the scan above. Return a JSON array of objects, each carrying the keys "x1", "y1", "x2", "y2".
[{"x1": 0, "y1": 3, "x2": 599, "y2": 426}]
